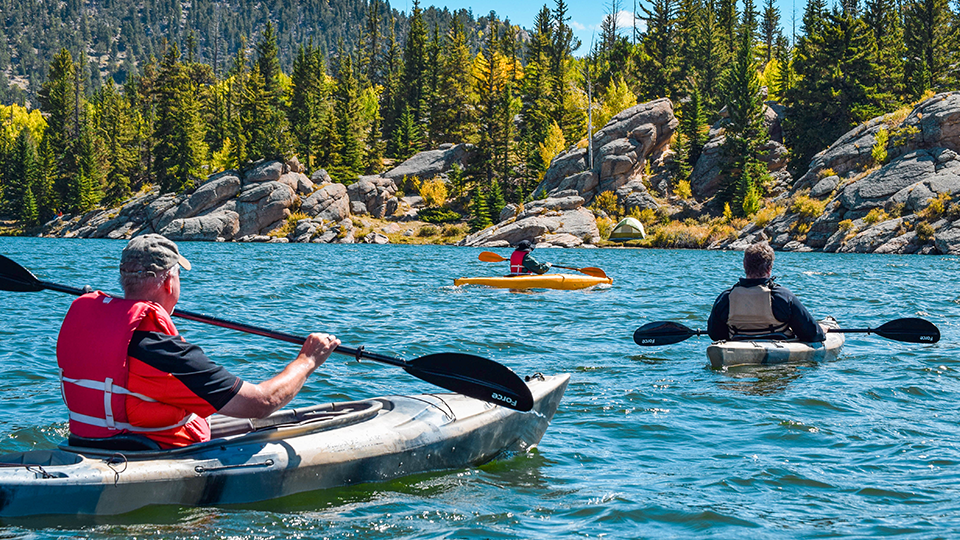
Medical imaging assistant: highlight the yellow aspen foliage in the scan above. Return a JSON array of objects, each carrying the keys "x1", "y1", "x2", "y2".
[
  {"x1": 0, "y1": 104, "x2": 47, "y2": 143},
  {"x1": 594, "y1": 77, "x2": 637, "y2": 130},
  {"x1": 537, "y1": 121, "x2": 566, "y2": 173}
]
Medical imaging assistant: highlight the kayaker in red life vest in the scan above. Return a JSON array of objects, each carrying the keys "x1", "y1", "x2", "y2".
[
  {"x1": 509, "y1": 239, "x2": 552, "y2": 275},
  {"x1": 56, "y1": 234, "x2": 340, "y2": 449},
  {"x1": 706, "y1": 241, "x2": 827, "y2": 342}
]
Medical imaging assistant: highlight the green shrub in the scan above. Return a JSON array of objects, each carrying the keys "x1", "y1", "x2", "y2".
[
  {"x1": 915, "y1": 221, "x2": 935, "y2": 241},
  {"x1": 920, "y1": 193, "x2": 951, "y2": 220},
  {"x1": 754, "y1": 204, "x2": 784, "y2": 227},
  {"x1": 790, "y1": 195, "x2": 827, "y2": 220},
  {"x1": 417, "y1": 224, "x2": 441, "y2": 237},
  {"x1": 872, "y1": 128, "x2": 888, "y2": 165},
  {"x1": 418, "y1": 207, "x2": 462, "y2": 224},
  {"x1": 863, "y1": 208, "x2": 888, "y2": 225}
]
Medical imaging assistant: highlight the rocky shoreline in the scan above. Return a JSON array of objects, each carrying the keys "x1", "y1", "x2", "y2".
[{"x1": 27, "y1": 93, "x2": 960, "y2": 255}]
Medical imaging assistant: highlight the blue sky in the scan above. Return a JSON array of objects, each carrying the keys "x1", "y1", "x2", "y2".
[{"x1": 395, "y1": 0, "x2": 805, "y2": 54}]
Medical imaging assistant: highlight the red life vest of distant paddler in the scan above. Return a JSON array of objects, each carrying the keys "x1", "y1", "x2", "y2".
[
  {"x1": 510, "y1": 250, "x2": 531, "y2": 274},
  {"x1": 56, "y1": 291, "x2": 198, "y2": 439}
]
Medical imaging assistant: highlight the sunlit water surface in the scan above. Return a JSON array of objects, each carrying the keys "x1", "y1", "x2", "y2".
[{"x1": 1, "y1": 237, "x2": 958, "y2": 538}]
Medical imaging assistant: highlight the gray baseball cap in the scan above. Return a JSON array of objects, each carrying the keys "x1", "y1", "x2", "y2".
[{"x1": 120, "y1": 234, "x2": 192, "y2": 275}]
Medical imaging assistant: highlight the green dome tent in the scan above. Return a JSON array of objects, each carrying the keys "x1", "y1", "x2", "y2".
[{"x1": 609, "y1": 217, "x2": 646, "y2": 241}]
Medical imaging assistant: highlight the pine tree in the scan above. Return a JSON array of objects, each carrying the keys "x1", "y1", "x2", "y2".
[
  {"x1": 37, "y1": 48, "x2": 77, "y2": 211},
  {"x1": 784, "y1": 6, "x2": 883, "y2": 171},
  {"x1": 7, "y1": 129, "x2": 41, "y2": 225},
  {"x1": 424, "y1": 23, "x2": 443, "y2": 146},
  {"x1": 472, "y1": 28, "x2": 508, "y2": 188},
  {"x1": 718, "y1": 0, "x2": 768, "y2": 216},
  {"x1": 252, "y1": 24, "x2": 289, "y2": 159},
  {"x1": 550, "y1": 0, "x2": 583, "y2": 142},
  {"x1": 153, "y1": 44, "x2": 206, "y2": 193},
  {"x1": 433, "y1": 13, "x2": 475, "y2": 144},
  {"x1": 289, "y1": 42, "x2": 329, "y2": 171},
  {"x1": 519, "y1": 7, "x2": 556, "y2": 189},
  {"x1": 328, "y1": 50, "x2": 364, "y2": 183},
  {"x1": 469, "y1": 181, "x2": 492, "y2": 231},
  {"x1": 679, "y1": 84, "x2": 707, "y2": 173},
  {"x1": 398, "y1": 0, "x2": 428, "y2": 151},
  {"x1": 864, "y1": 0, "x2": 906, "y2": 102},
  {"x1": 93, "y1": 79, "x2": 137, "y2": 205},
  {"x1": 903, "y1": 0, "x2": 953, "y2": 98},
  {"x1": 691, "y1": 0, "x2": 730, "y2": 114},
  {"x1": 760, "y1": 0, "x2": 781, "y2": 66},
  {"x1": 381, "y1": 19, "x2": 405, "y2": 153},
  {"x1": 486, "y1": 178, "x2": 506, "y2": 223},
  {"x1": 638, "y1": 0, "x2": 681, "y2": 99}
]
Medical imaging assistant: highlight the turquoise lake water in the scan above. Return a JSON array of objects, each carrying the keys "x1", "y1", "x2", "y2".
[{"x1": 0, "y1": 236, "x2": 958, "y2": 538}]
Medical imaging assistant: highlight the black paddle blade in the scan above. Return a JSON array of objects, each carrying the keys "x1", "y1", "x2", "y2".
[
  {"x1": 0, "y1": 254, "x2": 45, "y2": 292},
  {"x1": 406, "y1": 353, "x2": 534, "y2": 411},
  {"x1": 633, "y1": 321, "x2": 698, "y2": 346},
  {"x1": 875, "y1": 318, "x2": 941, "y2": 344}
]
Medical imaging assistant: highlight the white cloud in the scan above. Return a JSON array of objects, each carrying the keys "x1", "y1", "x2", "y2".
[
  {"x1": 570, "y1": 21, "x2": 590, "y2": 31},
  {"x1": 615, "y1": 9, "x2": 642, "y2": 32}
]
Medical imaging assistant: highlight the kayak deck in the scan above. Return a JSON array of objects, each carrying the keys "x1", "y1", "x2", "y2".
[
  {"x1": 454, "y1": 273, "x2": 612, "y2": 290},
  {"x1": 0, "y1": 373, "x2": 570, "y2": 518},
  {"x1": 706, "y1": 318, "x2": 844, "y2": 369}
]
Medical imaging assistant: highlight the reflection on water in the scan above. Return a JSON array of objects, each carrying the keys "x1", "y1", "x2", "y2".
[{"x1": 714, "y1": 362, "x2": 816, "y2": 396}]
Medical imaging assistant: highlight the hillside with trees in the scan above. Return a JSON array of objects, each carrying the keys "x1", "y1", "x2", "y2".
[{"x1": 0, "y1": 0, "x2": 958, "y2": 246}]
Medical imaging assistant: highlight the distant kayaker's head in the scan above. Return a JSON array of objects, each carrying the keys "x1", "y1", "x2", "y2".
[
  {"x1": 120, "y1": 234, "x2": 191, "y2": 312},
  {"x1": 516, "y1": 239, "x2": 535, "y2": 252},
  {"x1": 743, "y1": 241, "x2": 774, "y2": 279}
]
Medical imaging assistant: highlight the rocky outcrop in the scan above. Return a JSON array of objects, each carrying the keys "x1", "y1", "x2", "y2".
[
  {"x1": 380, "y1": 143, "x2": 473, "y2": 182},
  {"x1": 458, "y1": 191, "x2": 601, "y2": 248},
  {"x1": 347, "y1": 176, "x2": 399, "y2": 218},
  {"x1": 535, "y1": 99, "x2": 678, "y2": 208},
  {"x1": 38, "y1": 145, "x2": 472, "y2": 245},
  {"x1": 715, "y1": 92, "x2": 960, "y2": 255}
]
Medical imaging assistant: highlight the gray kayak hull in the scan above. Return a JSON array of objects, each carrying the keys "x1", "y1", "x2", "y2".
[
  {"x1": 0, "y1": 374, "x2": 569, "y2": 517},
  {"x1": 706, "y1": 318, "x2": 844, "y2": 368}
]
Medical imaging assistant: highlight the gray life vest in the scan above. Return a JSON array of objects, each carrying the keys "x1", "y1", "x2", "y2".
[{"x1": 726, "y1": 282, "x2": 793, "y2": 338}]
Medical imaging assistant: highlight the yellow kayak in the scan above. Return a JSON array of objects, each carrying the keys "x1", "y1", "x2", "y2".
[{"x1": 454, "y1": 273, "x2": 612, "y2": 290}]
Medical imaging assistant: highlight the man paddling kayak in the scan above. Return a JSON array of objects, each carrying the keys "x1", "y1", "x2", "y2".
[
  {"x1": 707, "y1": 241, "x2": 826, "y2": 342},
  {"x1": 510, "y1": 239, "x2": 552, "y2": 275},
  {"x1": 56, "y1": 234, "x2": 340, "y2": 449}
]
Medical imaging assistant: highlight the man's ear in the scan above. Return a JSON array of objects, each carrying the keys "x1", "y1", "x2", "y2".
[{"x1": 163, "y1": 273, "x2": 175, "y2": 294}]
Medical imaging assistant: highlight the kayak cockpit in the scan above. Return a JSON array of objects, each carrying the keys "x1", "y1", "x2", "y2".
[{"x1": 54, "y1": 399, "x2": 384, "y2": 459}]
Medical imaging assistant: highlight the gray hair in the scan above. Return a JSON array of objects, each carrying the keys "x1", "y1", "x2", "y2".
[
  {"x1": 120, "y1": 265, "x2": 178, "y2": 299},
  {"x1": 743, "y1": 241, "x2": 775, "y2": 278}
]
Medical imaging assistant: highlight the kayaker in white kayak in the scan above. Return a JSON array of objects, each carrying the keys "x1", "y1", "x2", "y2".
[
  {"x1": 56, "y1": 234, "x2": 340, "y2": 449},
  {"x1": 509, "y1": 239, "x2": 552, "y2": 275},
  {"x1": 706, "y1": 241, "x2": 826, "y2": 342}
]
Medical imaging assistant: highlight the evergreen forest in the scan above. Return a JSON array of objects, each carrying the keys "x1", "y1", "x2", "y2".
[{"x1": 0, "y1": 0, "x2": 959, "y2": 234}]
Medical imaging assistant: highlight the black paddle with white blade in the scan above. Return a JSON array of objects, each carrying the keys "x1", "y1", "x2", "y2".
[
  {"x1": 633, "y1": 318, "x2": 940, "y2": 346},
  {"x1": 0, "y1": 254, "x2": 534, "y2": 412}
]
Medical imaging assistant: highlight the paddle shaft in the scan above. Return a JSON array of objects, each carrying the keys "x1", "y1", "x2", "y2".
[
  {"x1": 30, "y1": 276, "x2": 406, "y2": 367},
  {"x1": 633, "y1": 317, "x2": 940, "y2": 346}
]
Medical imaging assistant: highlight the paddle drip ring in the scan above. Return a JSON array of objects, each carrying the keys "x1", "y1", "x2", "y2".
[{"x1": 355, "y1": 346, "x2": 364, "y2": 362}]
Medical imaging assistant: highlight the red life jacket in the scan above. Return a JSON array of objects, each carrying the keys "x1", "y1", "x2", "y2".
[
  {"x1": 510, "y1": 250, "x2": 531, "y2": 274},
  {"x1": 56, "y1": 291, "x2": 199, "y2": 440}
]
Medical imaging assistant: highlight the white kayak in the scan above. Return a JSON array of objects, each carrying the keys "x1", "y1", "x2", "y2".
[
  {"x1": 0, "y1": 373, "x2": 569, "y2": 518},
  {"x1": 706, "y1": 318, "x2": 844, "y2": 369}
]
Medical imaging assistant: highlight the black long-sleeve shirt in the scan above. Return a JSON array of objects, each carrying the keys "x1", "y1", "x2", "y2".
[{"x1": 707, "y1": 278, "x2": 826, "y2": 342}]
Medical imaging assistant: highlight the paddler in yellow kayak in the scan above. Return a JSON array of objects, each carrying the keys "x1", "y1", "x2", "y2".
[{"x1": 510, "y1": 240, "x2": 553, "y2": 275}]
